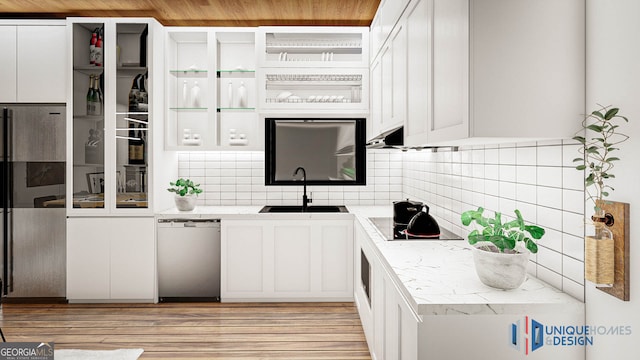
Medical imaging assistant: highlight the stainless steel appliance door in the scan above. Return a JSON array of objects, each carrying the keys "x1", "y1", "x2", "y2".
[
  {"x1": 10, "y1": 105, "x2": 65, "y2": 162},
  {"x1": 8, "y1": 208, "x2": 66, "y2": 297},
  {"x1": 157, "y1": 219, "x2": 221, "y2": 300},
  {"x1": 1, "y1": 105, "x2": 66, "y2": 299}
]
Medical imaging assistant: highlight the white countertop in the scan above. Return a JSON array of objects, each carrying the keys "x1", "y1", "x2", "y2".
[
  {"x1": 155, "y1": 205, "x2": 583, "y2": 315},
  {"x1": 348, "y1": 206, "x2": 583, "y2": 315}
]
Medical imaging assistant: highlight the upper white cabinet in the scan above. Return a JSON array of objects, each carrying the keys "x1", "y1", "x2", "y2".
[
  {"x1": 0, "y1": 21, "x2": 66, "y2": 103},
  {"x1": 369, "y1": 21, "x2": 407, "y2": 140},
  {"x1": 165, "y1": 28, "x2": 260, "y2": 150},
  {"x1": 256, "y1": 27, "x2": 369, "y2": 114},
  {"x1": 404, "y1": 0, "x2": 432, "y2": 146},
  {"x1": 257, "y1": 26, "x2": 369, "y2": 68},
  {"x1": 67, "y1": 17, "x2": 161, "y2": 216},
  {"x1": 371, "y1": 0, "x2": 585, "y2": 146},
  {"x1": 370, "y1": 0, "x2": 411, "y2": 62}
]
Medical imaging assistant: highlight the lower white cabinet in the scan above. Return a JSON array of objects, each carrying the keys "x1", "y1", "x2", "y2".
[
  {"x1": 221, "y1": 218, "x2": 354, "y2": 301},
  {"x1": 67, "y1": 217, "x2": 155, "y2": 302},
  {"x1": 355, "y1": 220, "x2": 419, "y2": 360}
]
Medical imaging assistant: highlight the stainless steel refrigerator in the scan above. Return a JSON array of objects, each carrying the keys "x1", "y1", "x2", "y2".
[{"x1": 1, "y1": 105, "x2": 66, "y2": 300}]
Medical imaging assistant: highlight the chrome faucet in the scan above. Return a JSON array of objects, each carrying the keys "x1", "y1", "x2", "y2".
[{"x1": 293, "y1": 166, "x2": 312, "y2": 211}]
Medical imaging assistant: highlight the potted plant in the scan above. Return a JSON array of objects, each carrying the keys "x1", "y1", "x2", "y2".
[
  {"x1": 167, "y1": 178, "x2": 203, "y2": 211},
  {"x1": 572, "y1": 105, "x2": 629, "y2": 285},
  {"x1": 461, "y1": 207, "x2": 545, "y2": 290}
]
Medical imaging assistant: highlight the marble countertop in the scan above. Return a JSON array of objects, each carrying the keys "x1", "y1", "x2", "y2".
[
  {"x1": 348, "y1": 206, "x2": 583, "y2": 315},
  {"x1": 155, "y1": 205, "x2": 583, "y2": 315}
]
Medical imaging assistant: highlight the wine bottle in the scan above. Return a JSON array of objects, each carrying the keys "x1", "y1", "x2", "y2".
[
  {"x1": 89, "y1": 30, "x2": 97, "y2": 65},
  {"x1": 86, "y1": 75, "x2": 95, "y2": 116},
  {"x1": 95, "y1": 31, "x2": 103, "y2": 67},
  {"x1": 128, "y1": 123, "x2": 145, "y2": 165},
  {"x1": 92, "y1": 74, "x2": 102, "y2": 116},
  {"x1": 138, "y1": 73, "x2": 148, "y2": 108},
  {"x1": 128, "y1": 74, "x2": 141, "y2": 112}
]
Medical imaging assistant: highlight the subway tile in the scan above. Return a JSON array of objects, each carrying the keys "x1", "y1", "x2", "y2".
[
  {"x1": 563, "y1": 167, "x2": 585, "y2": 191},
  {"x1": 536, "y1": 266, "x2": 563, "y2": 290},
  {"x1": 563, "y1": 211, "x2": 585, "y2": 238},
  {"x1": 537, "y1": 206, "x2": 563, "y2": 232},
  {"x1": 563, "y1": 144, "x2": 583, "y2": 167},
  {"x1": 516, "y1": 146, "x2": 536, "y2": 166},
  {"x1": 563, "y1": 233, "x2": 584, "y2": 261},
  {"x1": 485, "y1": 148, "x2": 499, "y2": 164},
  {"x1": 485, "y1": 164, "x2": 499, "y2": 180},
  {"x1": 190, "y1": 168, "x2": 205, "y2": 177},
  {"x1": 563, "y1": 255, "x2": 584, "y2": 285},
  {"x1": 537, "y1": 145, "x2": 563, "y2": 166},
  {"x1": 516, "y1": 166, "x2": 537, "y2": 185},
  {"x1": 498, "y1": 147, "x2": 516, "y2": 165},
  {"x1": 471, "y1": 149, "x2": 485, "y2": 163},
  {"x1": 537, "y1": 186, "x2": 563, "y2": 209},
  {"x1": 484, "y1": 195, "x2": 499, "y2": 213},
  {"x1": 499, "y1": 198, "x2": 516, "y2": 215},
  {"x1": 536, "y1": 228, "x2": 562, "y2": 253},
  {"x1": 563, "y1": 189, "x2": 585, "y2": 214},
  {"x1": 537, "y1": 166, "x2": 562, "y2": 188},
  {"x1": 500, "y1": 182, "x2": 516, "y2": 200},
  {"x1": 516, "y1": 202, "x2": 537, "y2": 224},
  {"x1": 499, "y1": 165, "x2": 517, "y2": 183},
  {"x1": 485, "y1": 180, "x2": 499, "y2": 197},
  {"x1": 562, "y1": 278, "x2": 585, "y2": 302},
  {"x1": 537, "y1": 246, "x2": 562, "y2": 273},
  {"x1": 516, "y1": 183, "x2": 537, "y2": 204},
  {"x1": 236, "y1": 185, "x2": 252, "y2": 192}
]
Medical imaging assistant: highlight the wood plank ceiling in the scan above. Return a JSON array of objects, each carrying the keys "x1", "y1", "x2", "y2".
[{"x1": 0, "y1": 0, "x2": 381, "y2": 26}]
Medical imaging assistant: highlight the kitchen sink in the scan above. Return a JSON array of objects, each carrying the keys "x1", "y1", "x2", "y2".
[{"x1": 259, "y1": 205, "x2": 348, "y2": 213}]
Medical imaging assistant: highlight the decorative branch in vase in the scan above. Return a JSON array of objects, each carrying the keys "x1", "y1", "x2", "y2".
[
  {"x1": 573, "y1": 104, "x2": 629, "y2": 286},
  {"x1": 572, "y1": 104, "x2": 629, "y2": 214}
]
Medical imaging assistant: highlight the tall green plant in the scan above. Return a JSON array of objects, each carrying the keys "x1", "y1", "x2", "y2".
[
  {"x1": 572, "y1": 105, "x2": 629, "y2": 213},
  {"x1": 461, "y1": 208, "x2": 544, "y2": 254}
]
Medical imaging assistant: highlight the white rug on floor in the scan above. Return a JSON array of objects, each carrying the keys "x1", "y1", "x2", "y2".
[{"x1": 54, "y1": 349, "x2": 144, "y2": 360}]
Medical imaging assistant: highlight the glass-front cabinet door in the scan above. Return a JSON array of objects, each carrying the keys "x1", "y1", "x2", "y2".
[{"x1": 68, "y1": 18, "x2": 154, "y2": 214}]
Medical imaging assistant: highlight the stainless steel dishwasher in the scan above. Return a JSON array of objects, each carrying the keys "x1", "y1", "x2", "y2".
[{"x1": 157, "y1": 218, "x2": 221, "y2": 302}]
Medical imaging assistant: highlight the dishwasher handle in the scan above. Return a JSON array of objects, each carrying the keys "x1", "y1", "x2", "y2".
[{"x1": 158, "y1": 218, "x2": 221, "y2": 225}]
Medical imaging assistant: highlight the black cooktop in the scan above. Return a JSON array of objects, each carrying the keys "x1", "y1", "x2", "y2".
[{"x1": 368, "y1": 217, "x2": 463, "y2": 241}]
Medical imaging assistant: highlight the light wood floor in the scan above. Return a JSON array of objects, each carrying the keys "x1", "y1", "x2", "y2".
[{"x1": 0, "y1": 302, "x2": 371, "y2": 359}]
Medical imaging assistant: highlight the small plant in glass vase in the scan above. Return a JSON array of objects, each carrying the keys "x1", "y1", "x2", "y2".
[
  {"x1": 167, "y1": 178, "x2": 203, "y2": 211},
  {"x1": 572, "y1": 105, "x2": 629, "y2": 285},
  {"x1": 461, "y1": 208, "x2": 545, "y2": 290}
]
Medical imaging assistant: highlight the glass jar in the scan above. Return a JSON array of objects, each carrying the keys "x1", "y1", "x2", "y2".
[{"x1": 585, "y1": 210, "x2": 614, "y2": 287}]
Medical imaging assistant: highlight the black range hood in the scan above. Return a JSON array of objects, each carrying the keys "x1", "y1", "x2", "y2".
[{"x1": 366, "y1": 126, "x2": 403, "y2": 149}]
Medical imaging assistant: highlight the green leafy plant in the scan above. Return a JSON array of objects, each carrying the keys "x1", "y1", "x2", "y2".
[
  {"x1": 461, "y1": 208, "x2": 544, "y2": 254},
  {"x1": 572, "y1": 105, "x2": 629, "y2": 213},
  {"x1": 167, "y1": 178, "x2": 203, "y2": 197}
]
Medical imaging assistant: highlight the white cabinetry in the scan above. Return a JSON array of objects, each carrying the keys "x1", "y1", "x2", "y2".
[
  {"x1": 165, "y1": 28, "x2": 259, "y2": 150},
  {"x1": 256, "y1": 27, "x2": 369, "y2": 114},
  {"x1": 404, "y1": 0, "x2": 432, "y2": 146},
  {"x1": 370, "y1": 0, "x2": 411, "y2": 62},
  {"x1": 354, "y1": 221, "x2": 419, "y2": 360},
  {"x1": 222, "y1": 218, "x2": 354, "y2": 301},
  {"x1": 369, "y1": 22, "x2": 406, "y2": 139},
  {"x1": 371, "y1": 0, "x2": 585, "y2": 146},
  {"x1": 0, "y1": 21, "x2": 66, "y2": 103},
  {"x1": 67, "y1": 217, "x2": 155, "y2": 302}
]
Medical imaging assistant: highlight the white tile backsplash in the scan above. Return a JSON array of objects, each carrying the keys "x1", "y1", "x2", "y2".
[
  {"x1": 177, "y1": 149, "x2": 401, "y2": 207},
  {"x1": 402, "y1": 141, "x2": 586, "y2": 300}
]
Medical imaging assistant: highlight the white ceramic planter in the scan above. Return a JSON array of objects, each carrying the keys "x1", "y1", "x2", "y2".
[
  {"x1": 471, "y1": 242, "x2": 530, "y2": 290},
  {"x1": 174, "y1": 194, "x2": 197, "y2": 211}
]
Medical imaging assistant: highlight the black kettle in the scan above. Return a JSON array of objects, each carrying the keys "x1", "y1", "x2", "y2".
[
  {"x1": 393, "y1": 199, "x2": 424, "y2": 225},
  {"x1": 406, "y1": 205, "x2": 441, "y2": 238}
]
